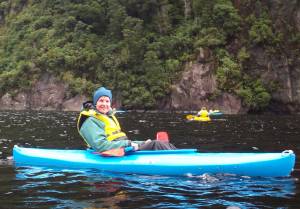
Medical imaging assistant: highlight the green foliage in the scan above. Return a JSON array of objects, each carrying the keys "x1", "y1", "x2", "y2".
[
  {"x1": 216, "y1": 51, "x2": 272, "y2": 110},
  {"x1": 249, "y1": 17, "x2": 274, "y2": 44},
  {"x1": 61, "y1": 71, "x2": 95, "y2": 95},
  {"x1": 0, "y1": 69, "x2": 22, "y2": 94},
  {"x1": 237, "y1": 79, "x2": 271, "y2": 110},
  {"x1": 211, "y1": 0, "x2": 241, "y2": 36},
  {"x1": 192, "y1": 0, "x2": 241, "y2": 36},
  {"x1": 121, "y1": 16, "x2": 147, "y2": 67},
  {"x1": 247, "y1": 12, "x2": 282, "y2": 47},
  {"x1": 0, "y1": 0, "x2": 295, "y2": 110},
  {"x1": 0, "y1": 60, "x2": 37, "y2": 94},
  {"x1": 192, "y1": 0, "x2": 215, "y2": 26},
  {"x1": 165, "y1": 58, "x2": 180, "y2": 77},
  {"x1": 0, "y1": 1, "x2": 9, "y2": 16},
  {"x1": 123, "y1": 85, "x2": 155, "y2": 108},
  {"x1": 216, "y1": 56, "x2": 241, "y2": 92},
  {"x1": 237, "y1": 47, "x2": 250, "y2": 63},
  {"x1": 194, "y1": 27, "x2": 226, "y2": 48}
]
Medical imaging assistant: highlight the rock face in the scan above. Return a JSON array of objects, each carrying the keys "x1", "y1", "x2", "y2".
[
  {"x1": 171, "y1": 1, "x2": 300, "y2": 114},
  {"x1": 170, "y1": 47, "x2": 245, "y2": 114},
  {"x1": 0, "y1": 74, "x2": 87, "y2": 111},
  {"x1": 246, "y1": 0, "x2": 300, "y2": 113},
  {"x1": 251, "y1": 47, "x2": 300, "y2": 112}
]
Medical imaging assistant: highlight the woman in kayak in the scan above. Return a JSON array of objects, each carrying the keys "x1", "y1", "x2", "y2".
[
  {"x1": 77, "y1": 86, "x2": 176, "y2": 153},
  {"x1": 197, "y1": 107, "x2": 210, "y2": 118}
]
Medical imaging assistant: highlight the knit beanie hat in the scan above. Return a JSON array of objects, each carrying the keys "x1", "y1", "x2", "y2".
[{"x1": 93, "y1": 87, "x2": 112, "y2": 105}]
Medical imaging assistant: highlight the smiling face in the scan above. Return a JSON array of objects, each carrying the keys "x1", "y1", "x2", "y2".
[{"x1": 95, "y1": 96, "x2": 111, "y2": 114}]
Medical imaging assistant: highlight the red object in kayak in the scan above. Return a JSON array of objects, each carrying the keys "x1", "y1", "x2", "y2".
[{"x1": 156, "y1": 131, "x2": 169, "y2": 142}]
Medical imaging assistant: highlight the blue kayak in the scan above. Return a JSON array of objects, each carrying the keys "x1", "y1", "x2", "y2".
[
  {"x1": 13, "y1": 145, "x2": 295, "y2": 177},
  {"x1": 208, "y1": 111, "x2": 223, "y2": 117},
  {"x1": 115, "y1": 110, "x2": 127, "y2": 113}
]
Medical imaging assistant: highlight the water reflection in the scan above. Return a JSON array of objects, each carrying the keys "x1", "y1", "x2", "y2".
[
  {"x1": 12, "y1": 166, "x2": 128, "y2": 209},
  {"x1": 12, "y1": 165, "x2": 297, "y2": 209}
]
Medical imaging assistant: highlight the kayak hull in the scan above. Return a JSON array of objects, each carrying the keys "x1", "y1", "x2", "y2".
[
  {"x1": 191, "y1": 116, "x2": 211, "y2": 121},
  {"x1": 186, "y1": 115, "x2": 211, "y2": 121},
  {"x1": 13, "y1": 146, "x2": 295, "y2": 177},
  {"x1": 209, "y1": 111, "x2": 223, "y2": 117}
]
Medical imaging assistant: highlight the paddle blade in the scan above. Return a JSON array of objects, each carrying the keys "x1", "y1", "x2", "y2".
[
  {"x1": 99, "y1": 148, "x2": 125, "y2": 157},
  {"x1": 156, "y1": 131, "x2": 169, "y2": 142}
]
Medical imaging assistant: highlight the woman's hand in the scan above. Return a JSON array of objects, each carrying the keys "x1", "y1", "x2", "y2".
[
  {"x1": 131, "y1": 142, "x2": 139, "y2": 151},
  {"x1": 145, "y1": 139, "x2": 152, "y2": 144}
]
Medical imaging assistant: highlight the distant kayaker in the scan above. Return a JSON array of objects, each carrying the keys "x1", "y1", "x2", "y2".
[
  {"x1": 77, "y1": 86, "x2": 176, "y2": 153},
  {"x1": 197, "y1": 107, "x2": 210, "y2": 118}
]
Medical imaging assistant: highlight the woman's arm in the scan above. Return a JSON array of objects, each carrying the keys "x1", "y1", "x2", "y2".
[{"x1": 79, "y1": 117, "x2": 131, "y2": 152}]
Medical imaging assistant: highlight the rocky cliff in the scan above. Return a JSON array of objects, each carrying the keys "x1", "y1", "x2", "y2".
[
  {"x1": 0, "y1": 74, "x2": 86, "y2": 111},
  {"x1": 169, "y1": 47, "x2": 245, "y2": 114},
  {"x1": 170, "y1": 0, "x2": 300, "y2": 113}
]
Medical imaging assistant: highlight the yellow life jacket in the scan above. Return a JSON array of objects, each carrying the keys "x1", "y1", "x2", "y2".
[
  {"x1": 198, "y1": 110, "x2": 209, "y2": 117},
  {"x1": 77, "y1": 109, "x2": 127, "y2": 142}
]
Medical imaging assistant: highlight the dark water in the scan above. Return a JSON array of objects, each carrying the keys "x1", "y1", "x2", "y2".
[{"x1": 0, "y1": 110, "x2": 299, "y2": 209}]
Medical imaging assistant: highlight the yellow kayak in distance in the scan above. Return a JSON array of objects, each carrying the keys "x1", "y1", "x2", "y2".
[{"x1": 186, "y1": 114, "x2": 211, "y2": 122}]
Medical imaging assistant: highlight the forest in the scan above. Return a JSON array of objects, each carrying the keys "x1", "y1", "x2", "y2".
[{"x1": 0, "y1": 0, "x2": 299, "y2": 110}]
